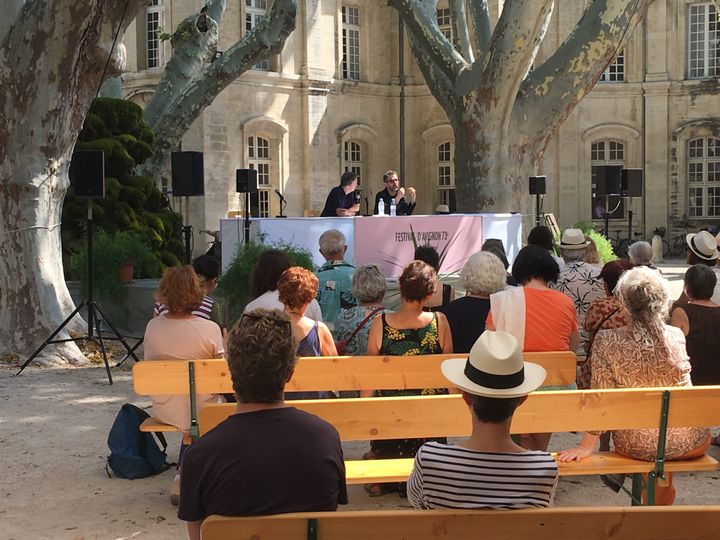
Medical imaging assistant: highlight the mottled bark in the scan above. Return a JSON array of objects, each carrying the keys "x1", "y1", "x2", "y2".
[
  {"x1": 391, "y1": 0, "x2": 651, "y2": 212},
  {"x1": 0, "y1": 1, "x2": 146, "y2": 362},
  {"x1": 139, "y1": 0, "x2": 297, "y2": 182}
]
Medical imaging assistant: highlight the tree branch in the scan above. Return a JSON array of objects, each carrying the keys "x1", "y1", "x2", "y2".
[
  {"x1": 457, "y1": 0, "x2": 553, "y2": 102},
  {"x1": 390, "y1": 0, "x2": 468, "y2": 84},
  {"x1": 144, "y1": 0, "x2": 228, "y2": 129},
  {"x1": 516, "y1": 0, "x2": 650, "y2": 148},
  {"x1": 467, "y1": 0, "x2": 492, "y2": 53},
  {"x1": 406, "y1": 30, "x2": 460, "y2": 116},
  {"x1": 449, "y1": 0, "x2": 474, "y2": 63},
  {"x1": 140, "y1": 0, "x2": 297, "y2": 179}
]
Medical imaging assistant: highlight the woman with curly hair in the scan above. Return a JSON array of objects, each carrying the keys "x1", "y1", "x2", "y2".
[
  {"x1": 558, "y1": 267, "x2": 711, "y2": 504},
  {"x1": 362, "y1": 260, "x2": 453, "y2": 496},
  {"x1": 278, "y1": 267, "x2": 337, "y2": 399}
]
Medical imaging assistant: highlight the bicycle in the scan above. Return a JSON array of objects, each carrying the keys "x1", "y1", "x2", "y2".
[
  {"x1": 611, "y1": 230, "x2": 642, "y2": 259},
  {"x1": 668, "y1": 219, "x2": 692, "y2": 258}
]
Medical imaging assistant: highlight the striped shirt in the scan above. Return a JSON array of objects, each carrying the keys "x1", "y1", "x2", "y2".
[
  {"x1": 153, "y1": 296, "x2": 215, "y2": 321},
  {"x1": 407, "y1": 442, "x2": 558, "y2": 510}
]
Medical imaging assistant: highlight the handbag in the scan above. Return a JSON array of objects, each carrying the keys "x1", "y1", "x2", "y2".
[{"x1": 335, "y1": 307, "x2": 384, "y2": 355}]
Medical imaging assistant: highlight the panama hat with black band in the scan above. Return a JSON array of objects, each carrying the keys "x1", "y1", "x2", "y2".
[
  {"x1": 441, "y1": 331, "x2": 546, "y2": 398},
  {"x1": 687, "y1": 230, "x2": 719, "y2": 261},
  {"x1": 559, "y1": 228, "x2": 590, "y2": 250}
]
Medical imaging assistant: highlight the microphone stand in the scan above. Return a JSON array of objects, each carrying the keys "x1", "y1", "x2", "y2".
[
  {"x1": 364, "y1": 197, "x2": 370, "y2": 216},
  {"x1": 275, "y1": 190, "x2": 287, "y2": 218}
]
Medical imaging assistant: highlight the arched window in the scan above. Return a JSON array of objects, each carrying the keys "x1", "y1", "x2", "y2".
[
  {"x1": 343, "y1": 140, "x2": 363, "y2": 186},
  {"x1": 437, "y1": 142, "x2": 454, "y2": 209},
  {"x1": 591, "y1": 140, "x2": 625, "y2": 220},
  {"x1": 248, "y1": 136, "x2": 272, "y2": 217},
  {"x1": 687, "y1": 137, "x2": 720, "y2": 217}
]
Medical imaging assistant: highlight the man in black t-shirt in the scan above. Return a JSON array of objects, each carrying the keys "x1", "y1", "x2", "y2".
[
  {"x1": 178, "y1": 308, "x2": 347, "y2": 539},
  {"x1": 320, "y1": 170, "x2": 360, "y2": 217},
  {"x1": 373, "y1": 170, "x2": 416, "y2": 215}
]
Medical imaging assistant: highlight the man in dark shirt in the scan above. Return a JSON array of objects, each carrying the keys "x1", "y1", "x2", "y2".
[
  {"x1": 178, "y1": 308, "x2": 347, "y2": 539},
  {"x1": 320, "y1": 170, "x2": 360, "y2": 217},
  {"x1": 373, "y1": 170, "x2": 416, "y2": 215}
]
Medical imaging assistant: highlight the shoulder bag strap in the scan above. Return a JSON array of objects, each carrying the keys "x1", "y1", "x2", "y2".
[{"x1": 344, "y1": 307, "x2": 384, "y2": 346}]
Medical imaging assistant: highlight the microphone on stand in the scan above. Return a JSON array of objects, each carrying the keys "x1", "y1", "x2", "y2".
[{"x1": 275, "y1": 189, "x2": 287, "y2": 218}]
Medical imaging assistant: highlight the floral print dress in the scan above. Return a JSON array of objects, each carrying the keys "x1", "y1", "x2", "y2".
[{"x1": 370, "y1": 313, "x2": 446, "y2": 459}]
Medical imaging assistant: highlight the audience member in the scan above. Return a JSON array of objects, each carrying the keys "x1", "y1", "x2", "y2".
[
  {"x1": 628, "y1": 241, "x2": 659, "y2": 271},
  {"x1": 481, "y1": 238, "x2": 517, "y2": 286},
  {"x1": 414, "y1": 245, "x2": 455, "y2": 310},
  {"x1": 320, "y1": 170, "x2": 360, "y2": 217},
  {"x1": 244, "y1": 249, "x2": 323, "y2": 321},
  {"x1": 144, "y1": 266, "x2": 224, "y2": 433},
  {"x1": 580, "y1": 260, "x2": 633, "y2": 389},
  {"x1": 670, "y1": 265, "x2": 720, "y2": 387},
  {"x1": 584, "y1": 235, "x2": 602, "y2": 268},
  {"x1": 407, "y1": 331, "x2": 557, "y2": 509},
  {"x1": 442, "y1": 251, "x2": 506, "y2": 353},
  {"x1": 486, "y1": 245, "x2": 579, "y2": 451},
  {"x1": 527, "y1": 225, "x2": 564, "y2": 272},
  {"x1": 552, "y1": 228, "x2": 604, "y2": 327},
  {"x1": 178, "y1": 309, "x2": 347, "y2": 537},
  {"x1": 334, "y1": 265, "x2": 388, "y2": 356},
  {"x1": 558, "y1": 267, "x2": 711, "y2": 504},
  {"x1": 364, "y1": 260, "x2": 453, "y2": 496},
  {"x1": 153, "y1": 255, "x2": 220, "y2": 324},
  {"x1": 673, "y1": 230, "x2": 720, "y2": 308},
  {"x1": 316, "y1": 229, "x2": 358, "y2": 331}
]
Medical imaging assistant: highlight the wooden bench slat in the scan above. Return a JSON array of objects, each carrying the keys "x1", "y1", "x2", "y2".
[
  {"x1": 201, "y1": 506, "x2": 720, "y2": 540},
  {"x1": 133, "y1": 352, "x2": 577, "y2": 395},
  {"x1": 198, "y1": 387, "x2": 720, "y2": 437},
  {"x1": 343, "y1": 454, "x2": 720, "y2": 484},
  {"x1": 140, "y1": 417, "x2": 181, "y2": 433}
]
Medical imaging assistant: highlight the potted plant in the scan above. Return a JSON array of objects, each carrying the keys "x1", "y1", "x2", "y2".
[{"x1": 69, "y1": 229, "x2": 163, "y2": 302}]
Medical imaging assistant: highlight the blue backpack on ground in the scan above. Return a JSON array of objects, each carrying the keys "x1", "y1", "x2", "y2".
[{"x1": 107, "y1": 403, "x2": 173, "y2": 479}]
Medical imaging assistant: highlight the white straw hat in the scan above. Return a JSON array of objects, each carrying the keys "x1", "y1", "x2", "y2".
[
  {"x1": 560, "y1": 228, "x2": 590, "y2": 250},
  {"x1": 687, "y1": 230, "x2": 719, "y2": 261},
  {"x1": 441, "y1": 331, "x2": 546, "y2": 398}
]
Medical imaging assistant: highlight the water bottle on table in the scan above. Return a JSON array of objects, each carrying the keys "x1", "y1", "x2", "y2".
[
  {"x1": 377, "y1": 198, "x2": 385, "y2": 215},
  {"x1": 390, "y1": 198, "x2": 397, "y2": 216}
]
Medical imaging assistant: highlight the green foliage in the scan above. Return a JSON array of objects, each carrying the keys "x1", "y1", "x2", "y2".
[
  {"x1": 574, "y1": 222, "x2": 618, "y2": 264},
  {"x1": 62, "y1": 97, "x2": 183, "y2": 274},
  {"x1": 216, "y1": 240, "x2": 315, "y2": 327},
  {"x1": 67, "y1": 230, "x2": 163, "y2": 302}
]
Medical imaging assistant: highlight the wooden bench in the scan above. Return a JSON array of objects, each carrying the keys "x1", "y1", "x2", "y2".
[
  {"x1": 132, "y1": 351, "x2": 576, "y2": 437},
  {"x1": 199, "y1": 386, "x2": 720, "y2": 505},
  {"x1": 200, "y1": 506, "x2": 720, "y2": 540}
]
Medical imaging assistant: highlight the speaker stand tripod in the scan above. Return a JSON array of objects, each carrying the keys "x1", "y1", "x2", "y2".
[
  {"x1": 182, "y1": 195, "x2": 193, "y2": 264},
  {"x1": 244, "y1": 192, "x2": 252, "y2": 245},
  {"x1": 15, "y1": 200, "x2": 140, "y2": 384}
]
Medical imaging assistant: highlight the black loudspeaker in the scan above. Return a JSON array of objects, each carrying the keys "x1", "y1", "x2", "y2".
[
  {"x1": 621, "y1": 168, "x2": 644, "y2": 197},
  {"x1": 592, "y1": 165, "x2": 622, "y2": 196},
  {"x1": 236, "y1": 169, "x2": 258, "y2": 193},
  {"x1": 171, "y1": 151, "x2": 204, "y2": 196},
  {"x1": 69, "y1": 150, "x2": 105, "y2": 198},
  {"x1": 529, "y1": 176, "x2": 547, "y2": 195}
]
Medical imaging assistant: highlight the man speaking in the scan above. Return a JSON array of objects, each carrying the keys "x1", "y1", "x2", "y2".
[{"x1": 373, "y1": 170, "x2": 416, "y2": 215}]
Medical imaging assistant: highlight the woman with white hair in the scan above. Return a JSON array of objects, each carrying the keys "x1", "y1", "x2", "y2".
[
  {"x1": 441, "y1": 252, "x2": 507, "y2": 353},
  {"x1": 558, "y1": 266, "x2": 711, "y2": 504},
  {"x1": 628, "y1": 241, "x2": 659, "y2": 271},
  {"x1": 334, "y1": 265, "x2": 388, "y2": 356}
]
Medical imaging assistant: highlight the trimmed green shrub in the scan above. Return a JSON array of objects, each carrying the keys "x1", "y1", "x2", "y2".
[{"x1": 574, "y1": 221, "x2": 618, "y2": 264}]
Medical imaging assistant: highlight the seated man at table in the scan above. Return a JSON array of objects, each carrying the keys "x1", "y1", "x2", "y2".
[
  {"x1": 178, "y1": 309, "x2": 347, "y2": 538},
  {"x1": 321, "y1": 170, "x2": 360, "y2": 217},
  {"x1": 407, "y1": 331, "x2": 558, "y2": 509},
  {"x1": 373, "y1": 170, "x2": 416, "y2": 215}
]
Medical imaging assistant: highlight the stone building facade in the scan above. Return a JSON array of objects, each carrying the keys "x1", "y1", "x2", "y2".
[{"x1": 122, "y1": 0, "x2": 720, "y2": 250}]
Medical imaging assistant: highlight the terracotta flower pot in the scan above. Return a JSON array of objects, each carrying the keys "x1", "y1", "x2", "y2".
[{"x1": 117, "y1": 260, "x2": 134, "y2": 284}]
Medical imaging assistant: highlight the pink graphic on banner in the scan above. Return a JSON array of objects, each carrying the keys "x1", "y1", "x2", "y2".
[{"x1": 354, "y1": 215, "x2": 484, "y2": 278}]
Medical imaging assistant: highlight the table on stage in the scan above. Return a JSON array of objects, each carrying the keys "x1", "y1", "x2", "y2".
[{"x1": 219, "y1": 213, "x2": 522, "y2": 278}]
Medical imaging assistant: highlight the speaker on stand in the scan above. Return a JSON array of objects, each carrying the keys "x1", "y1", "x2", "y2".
[
  {"x1": 171, "y1": 151, "x2": 205, "y2": 264},
  {"x1": 17, "y1": 150, "x2": 141, "y2": 383},
  {"x1": 592, "y1": 165, "x2": 623, "y2": 239},
  {"x1": 236, "y1": 169, "x2": 258, "y2": 246},
  {"x1": 621, "y1": 168, "x2": 644, "y2": 249},
  {"x1": 529, "y1": 176, "x2": 547, "y2": 227}
]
